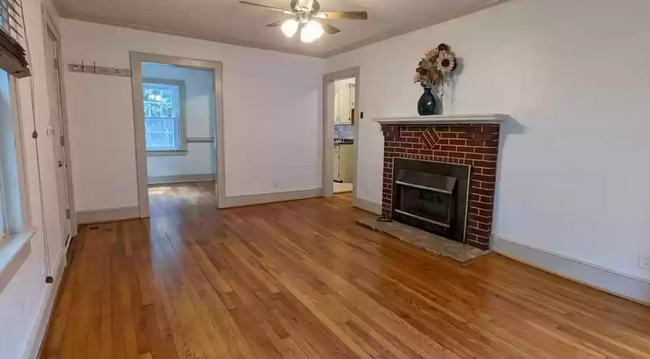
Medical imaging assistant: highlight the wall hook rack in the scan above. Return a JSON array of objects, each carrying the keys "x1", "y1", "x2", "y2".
[{"x1": 68, "y1": 62, "x2": 131, "y2": 77}]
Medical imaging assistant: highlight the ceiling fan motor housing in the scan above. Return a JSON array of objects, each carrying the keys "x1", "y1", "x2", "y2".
[{"x1": 291, "y1": 0, "x2": 321, "y2": 14}]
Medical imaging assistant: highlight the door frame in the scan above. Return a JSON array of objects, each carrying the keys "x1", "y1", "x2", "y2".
[
  {"x1": 322, "y1": 67, "x2": 360, "y2": 202},
  {"x1": 42, "y1": 6, "x2": 77, "y2": 240},
  {"x1": 130, "y1": 52, "x2": 225, "y2": 217}
]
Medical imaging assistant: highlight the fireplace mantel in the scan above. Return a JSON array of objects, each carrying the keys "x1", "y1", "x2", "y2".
[{"x1": 374, "y1": 113, "x2": 508, "y2": 125}]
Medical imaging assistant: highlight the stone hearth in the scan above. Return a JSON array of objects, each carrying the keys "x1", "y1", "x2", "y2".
[{"x1": 375, "y1": 114, "x2": 507, "y2": 250}]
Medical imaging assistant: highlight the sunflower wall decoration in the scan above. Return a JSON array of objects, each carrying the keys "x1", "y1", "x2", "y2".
[{"x1": 414, "y1": 43, "x2": 458, "y2": 115}]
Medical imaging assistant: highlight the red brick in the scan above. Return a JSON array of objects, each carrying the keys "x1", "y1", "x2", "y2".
[
  {"x1": 449, "y1": 152, "x2": 465, "y2": 159},
  {"x1": 475, "y1": 147, "x2": 497, "y2": 154},
  {"x1": 474, "y1": 133, "x2": 499, "y2": 141},
  {"x1": 484, "y1": 155, "x2": 498, "y2": 161},
  {"x1": 466, "y1": 140, "x2": 485, "y2": 147},
  {"x1": 482, "y1": 168, "x2": 496, "y2": 176},
  {"x1": 440, "y1": 133, "x2": 458, "y2": 139},
  {"x1": 485, "y1": 140, "x2": 498, "y2": 148},
  {"x1": 479, "y1": 209, "x2": 492, "y2": 217},
  {"x1": 469, "y1": 214, "x2": 492, "y2": 223},
  {"x1": 400, "y1": 142, "x2": 414, "y2": 148},
  {"x1": 471, "y1": 201, "x2": 492, "y2": 210},
  {"x1": 449, "y1": 139, "x2": 466, "y2": 145},
  {"x1": 471, "y1": 187, "x2": 493, "y2": 196},
  {"x1": 466, "y1": 153, "x2": 483, "y2": 160},
  {"x1": 480, "y1": 182, "x2": 495, "y2": 190},
  {"x1": 473, "y1": 174, "x2": 495, "y2": 183},
  {"x1": 434, "y1": 151, "x2": 449, "y2": 157},
  {"x1": 474, "y1": 160, "x2": 497, "y2": 168},
  {"x1": 480, "y1": 196, "x2": 494, "y2": 204},
  {"x1": 457, "y1": 146, "x2": 474, "y2": 153},
  {"x1": 440, "y1": 145, "x2": 456, "y2": 151},
  {"x1": 469, "y1": 227, "x2": 491, "y2": 237}
]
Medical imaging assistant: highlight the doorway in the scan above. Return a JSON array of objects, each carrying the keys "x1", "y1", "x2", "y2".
[
  {"x1": 43, "y1": 11, "x2": 76, "y2": 248},
  {"x1": 130, "y1": 53, "x2": 225, "y2": 217},
  {"x1": 333, "y1": 77, "x2": 355, "y2": 194},
  {"x1": 322, "y1": 68, "x2": 360, "y2": 203}
]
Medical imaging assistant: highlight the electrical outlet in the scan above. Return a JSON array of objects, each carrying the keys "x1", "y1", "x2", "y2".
[
  {"x1": 640, "y1": 253, "x2": 650, "y2": 270},
  {"x1": 273, "y1": 180, "x2": 280, "y2": 189}
]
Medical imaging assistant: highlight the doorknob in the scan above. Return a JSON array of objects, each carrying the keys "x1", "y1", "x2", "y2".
[{"x1": 58, "y1": 161, "x2": 63, "y2": 168}]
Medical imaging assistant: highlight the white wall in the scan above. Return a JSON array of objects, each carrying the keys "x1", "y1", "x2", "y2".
[
  {"x1": 325, "y1": 0, "x2": 650, "y2": 281},
  {"x1": 60, "y1": 19, "x2": 324, "y2": 211},
  {"x1": 0, "y1": 0, "x2": 68, "y2": 358},
  {"x1": 142, "y1": 63, "x2": 216, "y2": 179}
]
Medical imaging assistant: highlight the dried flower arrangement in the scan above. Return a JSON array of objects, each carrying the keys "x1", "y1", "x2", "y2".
[{"x1": 413, "y1": 43, "x2": 457, "y2": 88}]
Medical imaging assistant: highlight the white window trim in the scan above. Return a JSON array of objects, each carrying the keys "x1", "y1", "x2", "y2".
[{"x1": 142, "y1": 78, "x2": 187, "y2": 156}]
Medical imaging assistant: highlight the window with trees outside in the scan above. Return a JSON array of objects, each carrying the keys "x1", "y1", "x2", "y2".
[
  {"x1": 0, "y1": 169, "x2": 6, "y2": 239},
  {"x1": 0, "y1": 69, "x2": 28, "y2": 242},
  {"x1": 142, "y1": 80, "x2": 186, "y2": 154}
]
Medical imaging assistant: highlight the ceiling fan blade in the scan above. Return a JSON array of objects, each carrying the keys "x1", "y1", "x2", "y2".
[
  {"x1": 239, "y1": 1, "x2": 293, "y2": 15},
  {"x1": 316, "y1": 11, "x2": 368, "y2": 20},
  {"x1": 320, "y1": 22, "x2": 341, "y2": 35},
  {"x1": 266, "y1": 20, "x2": 285, "y2": 27}
]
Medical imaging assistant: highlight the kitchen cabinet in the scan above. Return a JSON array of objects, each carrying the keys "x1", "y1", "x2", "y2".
[
  {"x1": 333, "y1": 145, "x2": 340, "y2": 181},
  {"x1": 334, "y1": 84, "x2": 355, "y2": 125},
  {"x1": 333, "y1": 144, "x2": 354, "y2": 183}
]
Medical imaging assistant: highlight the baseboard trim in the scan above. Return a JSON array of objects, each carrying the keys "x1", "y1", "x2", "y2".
[
  {"x1": 353, "y1": 198, "x2": 382, "y2": 215},
  {"x1": 23, "y1": 249, "x2": 67, "y2": 359},
  {"x1": 492, "y1": 235, "x2": 650, "y2": 306},
  {"x1": 220, "y1": 188, "x2": 322, "y2": 209},
  {"x1": 148, "y1": 173, "x2": 215, "y2": 185},
  {"x1": 76, "y1": 206, "x2": 140, "y2": 225}
]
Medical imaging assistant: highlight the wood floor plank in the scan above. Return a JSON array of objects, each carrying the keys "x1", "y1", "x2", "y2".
[{"x1": 40, "y1": 182, "x2": 650, "y2": 359}]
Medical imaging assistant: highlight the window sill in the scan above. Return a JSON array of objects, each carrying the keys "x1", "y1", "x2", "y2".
[
  {"x1": 0, "y1": 227, "x2": 37, "y2": 293},
  {"x1": 147, "y1": 150, "x2": 188, "y2": 157}
]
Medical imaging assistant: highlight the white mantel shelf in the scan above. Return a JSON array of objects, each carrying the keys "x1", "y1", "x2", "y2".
[{"x1": 373, "y1": 113, "x2": 508, "y2": 125}]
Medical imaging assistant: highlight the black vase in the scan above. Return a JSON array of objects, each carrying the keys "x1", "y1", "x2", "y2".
[{"x1": 417, "y1": 87, "x2": 437, "y2": 116}]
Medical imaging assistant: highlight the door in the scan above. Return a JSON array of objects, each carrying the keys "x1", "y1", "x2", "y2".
[{"x1": 44, "y1": 27, "x2": 72, "y2": 248}]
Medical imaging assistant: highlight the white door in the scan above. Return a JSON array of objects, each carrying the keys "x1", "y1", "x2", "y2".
[{"x1": 44, "y1": 27, "x2": 72, "y2": 248}]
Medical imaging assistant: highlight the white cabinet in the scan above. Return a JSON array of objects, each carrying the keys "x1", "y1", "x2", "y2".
[
  {"x1": 334, "y1": 84, "x2": 355, "y2": 124},
  {"x1": 333, "y1": 145, "x2": 341, "y2": 181},
  {"x1": 334, "y1": 144, "x2": 354, "y2": 183}
]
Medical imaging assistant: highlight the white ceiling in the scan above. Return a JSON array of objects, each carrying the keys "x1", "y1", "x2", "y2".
[{"x1": 52, "y1": 0, "x2": 507, "y2": 58}]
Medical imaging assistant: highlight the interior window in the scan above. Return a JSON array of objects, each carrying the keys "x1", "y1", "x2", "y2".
[{"x1": 142, "y1": 82, "x2": 182, "y2": 152}]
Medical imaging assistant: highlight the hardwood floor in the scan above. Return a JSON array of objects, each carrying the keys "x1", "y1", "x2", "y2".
[{"x1": 41, "y1": 182, "x2": 650, "y2": 359}]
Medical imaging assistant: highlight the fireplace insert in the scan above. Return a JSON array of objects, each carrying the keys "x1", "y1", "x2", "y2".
[{"x1": 392, "y1": 159, "x2": 470, "y2": 243}]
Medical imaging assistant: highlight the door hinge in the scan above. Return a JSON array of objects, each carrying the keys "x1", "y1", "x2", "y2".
[
  {"x1": 60, "y1": 134, "x2": 65, "y2": 146},
  {"x1": 66, "y1": 209, "x2": 70, "y2": 219}
]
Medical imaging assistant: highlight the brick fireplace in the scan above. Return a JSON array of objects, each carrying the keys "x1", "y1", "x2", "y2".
[{"x1": 377, "y1": 115, "x2": 506, "y2": 250}]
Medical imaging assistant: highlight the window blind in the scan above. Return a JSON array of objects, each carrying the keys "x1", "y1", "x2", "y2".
[{"x1": 0, "y1": 0, "x2": 29, "y2": 78}]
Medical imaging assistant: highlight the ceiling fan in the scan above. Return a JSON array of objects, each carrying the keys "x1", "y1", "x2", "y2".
[{"x1": 239, "y1": 0, "x2": 368, "y2": 43}]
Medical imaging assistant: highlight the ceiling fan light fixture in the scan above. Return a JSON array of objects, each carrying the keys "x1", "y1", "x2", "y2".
[
  {"x1": 300, "y1": 27, "x2": 315, "y2": 43},
  {"x1": 281, "y1": 19, "x2": 299, "y2": 38},
  {"x1": 300, "y1": 20, "x2": 324, "y2": 43}
]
